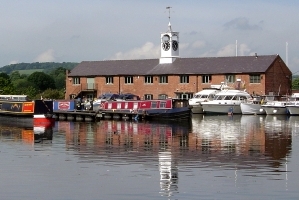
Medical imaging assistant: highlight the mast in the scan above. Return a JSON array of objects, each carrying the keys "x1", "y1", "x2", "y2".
[
  {"x1": 236, "y1": 40, "x2": 238, "y2": 56},
  {"x1": 286, "y1": 42, "x2": 289, "y2": 66}
]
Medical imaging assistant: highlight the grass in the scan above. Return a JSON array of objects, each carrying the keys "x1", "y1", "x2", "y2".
[{"x1": 18, "y1": 69, "x2": 44, "y2": 75}]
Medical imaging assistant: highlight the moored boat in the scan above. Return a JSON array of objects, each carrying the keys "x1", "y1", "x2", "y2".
[
  {"x1": 285, "y1": 93, "x2": 299, "y2": 115},
  {"x1": 286, "y1": 102, "x2": 299, "y2": 115},
  {"x1": 260, "y1": 95, "x2": 289, "y2": 115},
  {"x1": 240, "y1": 96, "x2": 266, "y2": 115},
  {"x1": 99, "y1": 98, "x2": 191, "y2": 120},
  {"x1": 201, "y1": 88, "x2": 251, "y2": 114},
  {"x1": 0, "y1": 95, "x2": 54, "y2": 125},
  {"x1": 188, "y1": 85, "x2": 222, "y2": 114}
]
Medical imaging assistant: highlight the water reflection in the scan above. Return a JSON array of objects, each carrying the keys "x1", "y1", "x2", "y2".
[
  {"x1": 53, "y1": 116, "x2": 294, "y2": 197},
  {"x1": 0, "y1": 116, "x2": 53, "y2": 144}
]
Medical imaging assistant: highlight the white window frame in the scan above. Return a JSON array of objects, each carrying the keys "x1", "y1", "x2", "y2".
[
  {"x1": 225, "y1": 75, "x2": 235, "y2": 83},
  {"x1": 202, "y1": 75, "x2": 211, "y2": 83},
  {"x1": 144, "y1": 76, "x2": 153, "y2": 84},
  {"x1": 106, "y1": 76, "x2": 114, "y2": 84},
  {"x1": 125, "y1": 76, "x2": 133, "y2": 84},
  {"x1": 180, "y1": 75, "x2": 189, "y2": 84},
  {"x1": 250, "y1": 75, "x2": 261, "y2": 83},
  {"x1": 159, "y1": 76, "x2": 168, "y2": 84},
  {"x1": 144, "y1": 94, "x2": 153, "y2": 100},
  {"x1": 73, "y1": 77, "x2": 80, "y2": 85}
]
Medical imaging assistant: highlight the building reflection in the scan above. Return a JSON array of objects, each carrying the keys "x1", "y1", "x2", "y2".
[{"x1": 57, "y1": 116, "x2": 293, "y2": 196}]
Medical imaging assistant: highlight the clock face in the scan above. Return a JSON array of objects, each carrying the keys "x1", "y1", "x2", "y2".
[
  {"x1": 172, "y1": 40, "x2": 178, "y2": 51},
  {"x1": 162, "y1": 34, "x2": 170, "y2": 42},
  {"x1": 162, "y1": 41, "x2": 170, "y2": 51}
]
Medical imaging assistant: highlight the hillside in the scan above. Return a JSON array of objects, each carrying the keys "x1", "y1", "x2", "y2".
[{"x1": 0, "y1": 62, "x2": 78, "y2": 74}]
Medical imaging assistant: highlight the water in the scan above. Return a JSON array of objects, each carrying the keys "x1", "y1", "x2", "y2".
[{"x1": 0, "y1": 115, "x2": 299, "y2": 200}]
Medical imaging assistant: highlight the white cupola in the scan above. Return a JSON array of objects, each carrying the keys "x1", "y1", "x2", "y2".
[{"x1": 159, "y1": 7, "x2": 179, "y2": 64}]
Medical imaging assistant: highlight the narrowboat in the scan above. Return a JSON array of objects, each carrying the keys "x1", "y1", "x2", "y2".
[
  {"x1": 0, "y1": 95, "x2": 54, "y2": 126},
  {"x1": 98, "y1": 98, "x2": 191, "y2": 120}
]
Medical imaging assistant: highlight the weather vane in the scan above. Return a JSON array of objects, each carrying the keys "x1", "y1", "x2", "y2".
[{"x1": 166, "y1": 6, "x2": 172, "y2": 23}]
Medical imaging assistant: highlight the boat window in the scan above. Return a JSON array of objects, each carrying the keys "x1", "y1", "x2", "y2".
[
  {"x1": 160, "y1": 102, "x2": 166, "y2": 108},
  {"x1": 231, "y1": 96, "x2": 237, "y2": 100},
  {"x1": 151, "y1": 101, "x2": 158, "y2": 108},
  {"x1": 133, "y1": 102, "x2": 138, "y2": 109},
  {"x1": 117, "y1": 103, "x2": 121, "y2": 109},
  {"x1": 224, "y1": 96, "x2": 233, "y2": 100},
  {"x1": 209, "y1": 94, "x2": 215, "y2": 100},
  {"x1": 239, "y1": 96, "x2": 245, "y2": 101},
  {"x1": 201, "y1": 95, "x2": 208, "y2": 98}
]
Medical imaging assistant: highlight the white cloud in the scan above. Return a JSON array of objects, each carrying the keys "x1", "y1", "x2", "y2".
[
  {"x1": 238, "y1": 43, "x2": 251, "y2": 56},
  {"x1": 178, "y1": 42, "x2": 190, "y2": 51},
  {"x1": 34, "y1": 49, "x2": 55, "y2": 62},
  {"x1": 192, "y1": 40, "x2": 206, "y2": 49},
  {"x1": 224, "y1": 17, "x2": 263, "y2": 31},
  {"x1": 9, "y1": 60, "x2": 19, "y2": 65},
  {"x1": 214, "y1": 43, "x2": 252, "y2": 57},
  {"x1": 111, "y1": 42, "x2": 159, "y2": 60},
  {"x1": 216, "y1": 44, "x2": 236, "y2": 57}
]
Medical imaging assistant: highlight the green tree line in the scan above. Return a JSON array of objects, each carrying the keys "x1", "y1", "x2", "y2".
[
  {"x1": 0, "y1": 62, "x2": 77, "y2": 74},
  {"x1": 0, "y1": 62, "x2": 78, "y2": 100}
]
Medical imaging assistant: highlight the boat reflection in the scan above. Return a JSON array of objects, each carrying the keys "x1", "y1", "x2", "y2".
[
  {"x1": 56, "y1": 117, "x2": 293, "y2": 196},
  {"x1": 0, "y1": 116, "x2": 53, "y2": 144}
]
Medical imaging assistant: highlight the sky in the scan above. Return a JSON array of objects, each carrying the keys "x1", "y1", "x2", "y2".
[{"x1": 0, "y1": 0, "x2": 298, "y2": 73}]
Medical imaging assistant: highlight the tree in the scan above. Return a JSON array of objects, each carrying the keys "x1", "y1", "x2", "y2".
[
  {"x1": 49, "y1": 67, "x2": 66, "y2": 90},
  {"x1": 13, "y1": 79, "x2": 36, "y2": 96},
  {"x1": 0, "y1": 72, "x2": 10, "y2": 81},
  {"x1": 10, "y1": 71, "x2": 21, "y2": 81},
  {"x1": 292, "y1": 78, "x2": 299, "y2": 90},
  {"x1": 27, "y1": 72, "x2": 56, "y2": 91},
  {"x1": 41, "y1": 88, "x2": 65, "y2": 99},
  {"x1": 0, "y1": 77, "x2": 15, "y2": 94}
]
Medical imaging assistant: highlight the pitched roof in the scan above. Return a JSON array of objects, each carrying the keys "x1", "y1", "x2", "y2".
[{"x1": 68, "y1": 54, "x2": 279, "y2": 77}]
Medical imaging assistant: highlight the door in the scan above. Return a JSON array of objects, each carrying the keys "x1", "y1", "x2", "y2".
[{"x1": 87, "y1": 78, "x2": 95, "y2": 89}]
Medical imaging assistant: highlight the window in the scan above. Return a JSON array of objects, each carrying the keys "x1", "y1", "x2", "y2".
[
  {"x1": 144, "y1": 76, "x2": 153, "y2": 84},
  {"x1": 180, "y1": 75, "x2": 189, "y2": 83},
  {"x1": 158, "y1": 94, "x2": 168, "y2": 99},
  {"x1": 159, "y1": 76, "x2": 168, "y2": 83},
  {"x1": 225, "y1": 75, "x2": 235, "y2": 83},
  {"x1": 250, "y1": 75, "x2": 261, "y2": 83},
  {"x1": 73, "y1": 77, "x2": 80, "y2": 85},
  {"x1": 144, "y1": 94, "x2": 153, "y2": 100},
  {"x1": 151, "y1": 101, "x2": 158, "y2": 108},
  {"x1": 106, "y1": 76, "x2": 114, "y2": 84},
  {"x1": 160, "y1": 101, "x2": 166, "y2": 108},
  {"x1": 202, "y1": 75, "x2": 211, "y2": 83},
  {"x1": 125, "y1": 76, "x2": 133, "y2": 84}
]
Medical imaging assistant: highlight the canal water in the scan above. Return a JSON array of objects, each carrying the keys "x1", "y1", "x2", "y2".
[{"x1": 0, "y1": 114, "x2": 298, "y2": 200}]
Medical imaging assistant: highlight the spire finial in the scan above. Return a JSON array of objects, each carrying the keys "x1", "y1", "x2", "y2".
[
  {"x1": 166, "y1": 6, "x2": 171, "y2": 23},
  {"x1": 166, "y1": 6, "x2": 172, "y2": 32}
]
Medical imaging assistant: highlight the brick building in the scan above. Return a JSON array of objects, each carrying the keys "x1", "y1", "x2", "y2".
[{"x1": 65, "y1": 21, "x2": 292, "y2": 100}]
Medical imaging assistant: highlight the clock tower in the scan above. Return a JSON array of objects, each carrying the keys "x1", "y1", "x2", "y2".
[{"x1": 159, "y1": 7, "x2": 179, "y2": 64}]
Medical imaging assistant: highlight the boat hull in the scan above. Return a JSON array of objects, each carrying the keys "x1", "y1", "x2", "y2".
[
  {"x1": 286, "y1": 105, "x2": 299, "y2": 115},
  {"x1": 202, "y1": 103, "x2": 242, "y2": 114},
  {"x1": 145, "y1": 107, "x2": 191, "y2": 120},
  {"x1": 190, "y1": 105, "x2": 204, "y2": 114},
  {"x1": 261, "y1": 106, "x2": 288, "y2": 115},
  {"x1": 240, "y1": 103, "x2": 266, "y2": 115}
]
